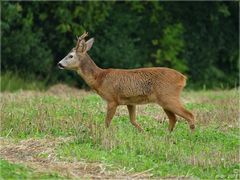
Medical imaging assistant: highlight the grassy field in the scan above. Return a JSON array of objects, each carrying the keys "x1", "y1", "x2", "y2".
[
  {"x1": 0, "y1": 159, "x2": 63, "y2": 179},
  {"x1": 0, "y1": 85, "x2": 239, "y2": 179}
]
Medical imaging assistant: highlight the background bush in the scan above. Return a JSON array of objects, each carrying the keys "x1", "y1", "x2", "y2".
[{"x1": 1, "y1": 1, "x2": 239, "y2": 90}]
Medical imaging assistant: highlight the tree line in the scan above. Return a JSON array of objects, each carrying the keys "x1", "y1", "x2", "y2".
[{"x1": 2, "y1": 1, "x2": 239, "y2": 89}]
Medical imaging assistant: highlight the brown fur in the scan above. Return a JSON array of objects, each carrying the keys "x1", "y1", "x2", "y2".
[{"x1": 76, "y1": 53, "x2": 195, "y2": 132}]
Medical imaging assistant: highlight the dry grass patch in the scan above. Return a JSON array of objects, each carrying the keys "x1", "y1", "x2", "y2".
[{"x1": 0, "y1": 137, "x2": 153, "y2": 179}]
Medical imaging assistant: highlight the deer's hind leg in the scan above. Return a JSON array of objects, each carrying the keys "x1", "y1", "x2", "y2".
[
  {"x1": 127, "y1": 105, "x2": 144, "y2": 132},
  {"x1": 160, "y1": 98, "x2": 195, "y2": 132},
  {"x1": 163, "y1": 109, "x2": 177, "y2": 132}
]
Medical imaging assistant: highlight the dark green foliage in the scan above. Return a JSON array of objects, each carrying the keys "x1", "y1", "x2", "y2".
[
  {"x1": 165, "y1": 2, "x2": 239, "y2": 88},
  {"x1": 2, "y1": 2, "x2": 53, "y2": 79},
  {"x1": 1, "y1": 2, "x2": 239, "y2": 89}
]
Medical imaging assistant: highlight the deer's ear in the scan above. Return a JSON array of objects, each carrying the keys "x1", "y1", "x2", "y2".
[{"x1": 85, "y1": 38, "x2": 94, "y2": 52}]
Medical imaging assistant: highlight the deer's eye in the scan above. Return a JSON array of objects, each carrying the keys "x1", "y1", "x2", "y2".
[{"x1": 69, "y1": 55, "x2": 73, "y2": 58}]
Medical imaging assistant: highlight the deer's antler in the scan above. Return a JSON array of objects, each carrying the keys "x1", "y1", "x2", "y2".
[
  {"x1": 79, "y1": 32, "x2": 88, "y2": 40},
  {"x1": 76, "y1": 32, "x2": 88, "y2": 50}
]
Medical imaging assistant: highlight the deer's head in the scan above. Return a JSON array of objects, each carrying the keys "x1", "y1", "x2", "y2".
[{"x1": 58, "y1": 32, "x2": 94, "y2": 70}]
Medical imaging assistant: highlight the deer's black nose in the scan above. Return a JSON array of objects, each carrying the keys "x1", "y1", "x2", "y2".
[{"x1": 58, "y1": 62, "x2": 65, "y2": 69}]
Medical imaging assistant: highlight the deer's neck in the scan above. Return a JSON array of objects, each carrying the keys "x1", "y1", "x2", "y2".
[{"x1": 77, "y1": 54, "x2": 102, "y2": 88}]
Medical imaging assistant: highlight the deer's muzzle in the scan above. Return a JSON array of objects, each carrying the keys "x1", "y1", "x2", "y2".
[{"x1": 58, "y1": 62, "x2": 65, "y2": 69}]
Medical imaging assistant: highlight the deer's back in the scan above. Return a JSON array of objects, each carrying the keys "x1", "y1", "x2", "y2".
[{"x1": 96, "y1": 67, "x2": 186, "y2": 104}]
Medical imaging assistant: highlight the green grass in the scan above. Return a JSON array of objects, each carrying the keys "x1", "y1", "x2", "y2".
[
  {"x1": 56, "y1": 123, "x2": 239, "y2": 178},
  {"x1": 0, "y1": 159, "x2": 63, "y2": 179},
  {"x1": 1, "y1": 89, "x2": 239, "y2": 179},
  {"x1": 0, "y1": 72, "x2": 46, "y2": 92}
]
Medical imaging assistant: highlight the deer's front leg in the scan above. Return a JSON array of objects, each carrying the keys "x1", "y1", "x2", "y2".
[
  {"x1": 105, "y1": 102, "x2": 117, "y2": 128},
  {"x1": 127, "y1": 105, "x2": 144, "y2": 132}
]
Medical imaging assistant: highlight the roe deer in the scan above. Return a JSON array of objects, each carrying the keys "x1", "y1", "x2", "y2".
[{"x1": 58, "y1": 32, "x2": 195, "y2": 132}]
